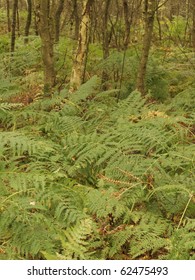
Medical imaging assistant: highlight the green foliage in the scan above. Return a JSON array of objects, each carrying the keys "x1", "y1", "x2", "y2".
[
  {"x1": 8, "y1": 37, "x2": 42, "y2": 76},
  {"x1": 94, "y1": 49, "x2": 170, "y2": 100},
  {"x1": 1, "y1": 0, "x2": 195, "y2": 261},
  {"x1": 146, "y1": 58, "x2": 169, "y2": 101},
  {"x1": 55, "y1": 38, "x2": 76, "y2": 85},
  {"x1": 0, "y1": 21, "x2": 194, "y2": 259},
  {"x1": 0, "y1": 76, "x2": 19, "y2": 100},
  {"x1": 0, "y1": 35, "x2": 9, "y2": 53},
  {"x1": 167, "y1": 219, "x2": 195, "y2": 260},
  {"x1": 95, "y1": 50, "x2": 138, "y2": 92},
  {"x1": 0, "y1": 74, "x2": 194, "y2": 260},
  {"x1": 165, "y1": 16, "x2": 188, "y2": 44}
]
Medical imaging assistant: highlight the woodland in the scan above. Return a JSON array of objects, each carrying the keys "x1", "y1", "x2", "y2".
[{"x1": 0, "y1": 0, "x2": 195, "y2": 260}]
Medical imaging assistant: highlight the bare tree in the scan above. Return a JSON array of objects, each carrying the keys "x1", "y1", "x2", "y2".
[
  {"x1": 6, "y1": 0, "x2": 11, "y2": 32},
  {"x1": 101, "y1": 0, "x2": 112, "y2": 89},
  {"x1": 70, "y1": 0, "x2": 94, "y2": 91},
  {"x1": 72, "y1": 0, "x2": 80, "y2": 40},
  {"x1": 54, "y1": 0, "x2": 65, "y2": 42},
  {"x1": 136, "y1": 0, "x2": 157, "y2": 94},
  {"x1": 191, "y1": 0, "x2": 195, "y2": 49},
  {"x1": 10, "y1": 0, "x2": 18, "y2": 52},
  {"x1": 24, "y1": 0, "x2": 32, "y2": 44},
  {"x1": 35, "y1": 0, "x2": 56, "y2": 92}
]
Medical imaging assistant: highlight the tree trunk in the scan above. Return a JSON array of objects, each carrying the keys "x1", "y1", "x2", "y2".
[
  {"x1": 35, "y1": 0, "x2": 56, "y2": 92},
  {"x1": 6, "y1": 0, "x2": 11, "y2": 32},
  {"x1": 54, "y1": 0, "x2": 65, "y2": 43},
  {"x1": 33, "y1": 6, "x2": 39, "y2": 36},
  {"x1": 192, "y1": 0, "x2": 195, "y2": 49},
  {"x1": 136, "y1": 0, "x2": 156, "y2": 94},
  {"x1": 70, "y1": 0, "x2": 94, "y2": 91},
  {"x1": 156, "y1": 7, "x2": 162, "y2": 41},
  {"x1": 16, "y1": 3, "x2": 20, "y2": 36},
  {"x1": 10, "y1": 0, "x2": 18, "y2": 53},
  {"x1": 123, "y1": 0, "x2": 132, "y2": 49},
  {"x1": 24, "y1": 0, "x2": 32, "y2": 44},
  {"x1": 72, "y1": 0, "x2": 80, "y2": 40},
  {"x1": 101, "y1": 0, "x2": 112, "y2": 90}
]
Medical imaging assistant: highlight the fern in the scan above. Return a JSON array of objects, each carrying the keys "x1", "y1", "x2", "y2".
[
  {"x1": 0, "y1": 75, "x2": 194, "y2": 259},
  {"x1": 0, "y1": 102, "x2": 23, "y2": 111},
  {"x1": 57, "y1": 218, "x2": 97, "y2": 259},
  {"x1": 166, "y1": 219, "x2": 195, "y2": 260},
  {"x1": 108, "y1": 226, "x2": 134, "y2": 258},
  {"x1": 69, "y1": 76, "x2": 100, "y2": 103}
]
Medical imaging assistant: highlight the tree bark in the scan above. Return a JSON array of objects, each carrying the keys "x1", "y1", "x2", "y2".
[
  {"x1": 6, "y1": 0, "x2": 11, "y2": 32},
  {"x1": 35, "y1": 0, "x2": 56, "y2": 92},
  {"x1": 24, "y1": 0, "x2": 32, "y2": 44},
  {"x1": 16, "y1": 2, "x2": 20, "y2": 36},
  {"x1": 101, "y1": 0, "x2": 112, "y2": 90},
  {"x1": 123, "y1": 0, "x2": 132, "y2": 49},
  {"x1": 191, "y1": 0, "x2": 195, "y2": 49},
  {"x1": 54, "y1": 0, "x2": 65, "y2": 42},
  {"x1": 10, "y1": 0, "x2": 18, "y2": 53},
  {"x1": 70, "y1": 0, "x2": 94, "y2": 91},
  {"x1": 136, "y1": 0, "x2": 156, "y2": 94},
  {"x1": 72, "y1": 0, "x2": 80, "y2": 40},
  {"x1": 156, "y1": 7, "x2": 162, "y2": 41}
]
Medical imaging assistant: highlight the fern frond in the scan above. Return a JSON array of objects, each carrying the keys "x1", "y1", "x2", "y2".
[
  {"x1": 70, "y1": 76, "x2": 100, "y2": 103},
  {"x1": 0, "y1": 102, "x2": 23, "y2": 111},
  {"x1": 129, "y1": 212, "x2": 171, "y2": 259},
  {"x1": 109, "y1": 226, "x2": 133, "y2": 258},
  {"x1": 58, "y1": 218, "x2": 96, "y2": 259},
  {"x1": 167, "y1": 219, "x2": 195, "y2": 260}
]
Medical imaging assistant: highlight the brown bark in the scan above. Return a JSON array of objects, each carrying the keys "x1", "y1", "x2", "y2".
[
  {"x1": 72, "y1": 0, "x2": 80, "y2": 40},
  {"x1": 16, "y1": 2, "x2": 20, "y2": 35},
  {"x1": 33, "y1": 6, "x2": 39, "y2": 36},
  {"x1": 101, "y1": 0, "x2": 112, "y2": 90},
  {"x1": 192, "y1": 0, "x2": 195, "y2": 49},
  {"x1": 24, "y1": 0, "x2": 32, "y2": 44},
  {"x1": 35, "y1": 0, "x2": 56, "y2": 92},
  {"x1": 6, "y1": 0, "x2": 11, "y2": 32},
  {"x1": 54, "y1": 0, "x2": 65, "y2": 42},
  {"x1": 136, "y1": 0, "x2": 156, "y2": 94},
  {"x1": 156, "y1": 7, "x2": 162, "y2": 41},
  {"x1": 10, "y1": 0, "x2": 18, "y2": 53},
  {"x1": 70, "y1": 0, "x2": 94, "y2": 91},
  {"x1": 123, "y1": 0, "x2": 131, "y2": 48}
]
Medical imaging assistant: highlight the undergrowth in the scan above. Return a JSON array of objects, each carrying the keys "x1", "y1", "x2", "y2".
[
  {"x1": 0, "y1": 35, "x2": 195, "y2": 259},
  {"x1": 0, "y1": 72, "x2": 194, "y2": 260}
]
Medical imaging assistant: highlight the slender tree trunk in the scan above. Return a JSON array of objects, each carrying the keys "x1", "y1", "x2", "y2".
[
  {"x1": 136, "y1": 0, "x2": 156, "y2": 94},
  {"x1": 16, "y1": 3, "x2": 20, "y2": 36},
  {"x1": 73, "y1": 0, "x2": 79, "y2": 40},
  {"x1": 54, "y1": 0, "x2": 65, "y2": 43},
  {"x1": 33, "y1": 7, "x2": 39, "y2": 36},
  {"x1": 10, "y1": 0, "x2": 18, "y2": 53},
  {"x1": 156, "y1": 7, "x2": 162, "y2": 41},
  {"x1": 6, "y1": 0, "x2": 11, "y2": 32},
  {"x1": 90, "y1": 3, "x2": 98, "y2": 43},
  {"x1": 102, "y1": 0, "x2": 112, "y2": 58},
  {"x1": 24, "y1": 0, "x2": 32, "y2": 43},
  {"x1": 35, "y1": 0, "x2": 56, "y2": 92},
  {"x1": 70, "y1": 0, "x2": 94, "y2": 91},
  {"x1": 184, "y1": 0, "x2": 190, "y2": 45},
  {"x1": 117, "y1": 0, "x2": 132, "y2": 100},
  {"x1": 123, "y1": 0, "x2": 132, "y2": 49},
  {"x1": 192, "y1": 0, "x2": 195, "y2": 50},
  {"x1": 101, "y1": 0, "x2": 112, "y2": 90}
]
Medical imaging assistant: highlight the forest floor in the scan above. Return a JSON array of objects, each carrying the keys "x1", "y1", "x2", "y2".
[{"x1": 0, "y1": 34, "x2": 195, "y2": 260}]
